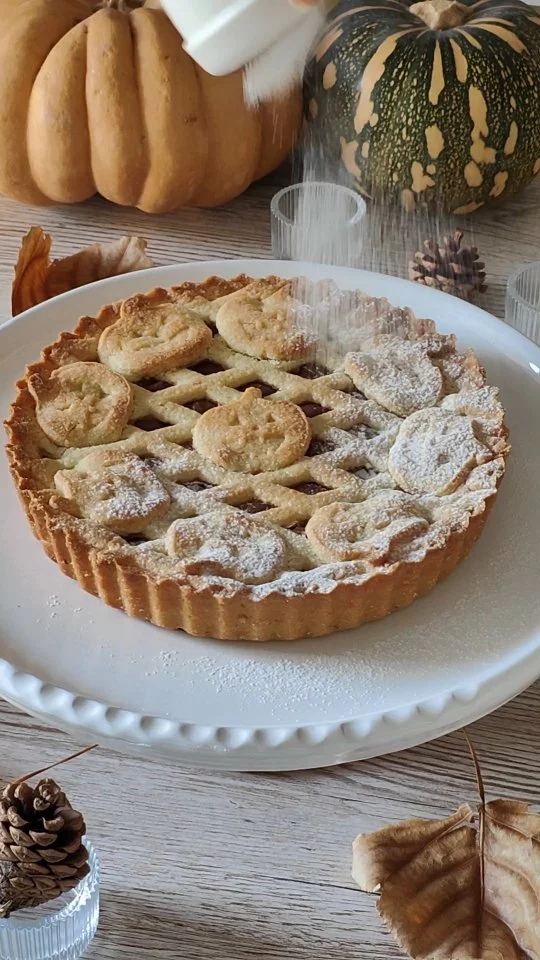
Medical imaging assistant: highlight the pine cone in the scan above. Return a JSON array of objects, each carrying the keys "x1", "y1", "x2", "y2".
[
  {"x1": 409, "y1": 230, "x2": 487, "y2": 300},
  {"x1": 0, "y1": 778, "x2": 89, "y2": 917}
]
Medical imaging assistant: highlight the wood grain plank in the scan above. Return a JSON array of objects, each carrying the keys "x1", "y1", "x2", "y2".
[
  {"x1": 1, "y1": 173, "x2": 540, "y2": 322},
  {"x1": 0, "y1": 686, "x2": 537, "y2": 960}
]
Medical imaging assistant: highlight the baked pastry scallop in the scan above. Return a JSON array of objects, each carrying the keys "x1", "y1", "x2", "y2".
[{"x1": 5, "y1": 275, "x2": 509, "y2": 641}]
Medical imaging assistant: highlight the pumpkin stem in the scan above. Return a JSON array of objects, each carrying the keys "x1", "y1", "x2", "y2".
[{"x1": 409, "y1": 0, "x2": 468, "y2": 29}]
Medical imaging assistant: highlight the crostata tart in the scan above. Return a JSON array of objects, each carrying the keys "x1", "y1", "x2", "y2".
[{"x1": 5, "y1": 275, "x2": 509, "y2": 641}]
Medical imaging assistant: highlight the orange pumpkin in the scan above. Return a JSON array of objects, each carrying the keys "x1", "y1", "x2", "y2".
[{"x1": 0, "y1": 0, "x2": 301, "y2": 213}]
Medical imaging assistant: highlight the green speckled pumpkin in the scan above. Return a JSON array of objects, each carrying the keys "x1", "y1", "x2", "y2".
[{"x1": 305, "y1": 0, "x2": 540, "y2": 214}]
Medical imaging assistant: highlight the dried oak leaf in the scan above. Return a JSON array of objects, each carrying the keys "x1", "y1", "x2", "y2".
[
  {"x1": 12, "y1": 227, "x2": 153, "y2": 317},
  {"x1": 352, "y1": 798, "x2": 540, "y2": 959}
]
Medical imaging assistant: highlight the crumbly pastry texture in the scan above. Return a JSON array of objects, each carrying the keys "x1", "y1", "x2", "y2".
[{"x1": 5, "y1": 275, "x2": 510, "y2": 642}]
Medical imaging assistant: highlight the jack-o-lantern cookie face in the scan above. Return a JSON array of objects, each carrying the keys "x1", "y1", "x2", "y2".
[
  {"x1": 29, "y1": 362, "x2": 131, "y2": 448},
  {"x1": 54, "y1": 451, "x2": 170, "y2": 534},
  {"x1": 98, "y1": 293, "x2": 212, "y2": 380},
  {"x1": 193, "y1": 388, "x2": 311, "y2": 473},
  {"x1": 216, "y1": 287, "x2": 316, "y2": 362},
  {"x1": 306, "y1": 491, "x2": 429, "y2": 564},
  {"x1": 166, "y1": 510, "x2": 287, "y2": 585}
]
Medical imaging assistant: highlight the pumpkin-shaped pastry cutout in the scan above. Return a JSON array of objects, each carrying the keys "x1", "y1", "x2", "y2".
[
  {"x1": 388, "y1": 407, "x2": 490, "y2": 495},
  {"x1": 98, "y1": 293, "x2": 213, "y2": 379},
  {"x1": 54, "y1": 451, "x2": 171, "y2": 533},
  {"x1": 29, "y1": 361, "x2": 132, "y2": 447},
  {"x1": 305, "y1": 0, "x2": 540, "y2": 213},
  {"x1": 216, "y1": 287, "x2": 317, "y2": 361},
  {"x1": 166, "y1": 510, "x2": 287, "y2": 584},
  {"x1": 306, "y1": 491, "x2": 429, "y2": 564},
  {"x1": 344, "y1": 336, "x2": 443, "y2": 417},
  {"x1": 193, "y1": 388, "x2": 311, "y2": 473}
]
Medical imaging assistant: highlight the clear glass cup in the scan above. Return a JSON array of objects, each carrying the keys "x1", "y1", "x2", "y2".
[
  {"x1": 270, "y1": 182, "x2": 366, "y2": 267},
  {"x1": 505, "y1": 261, "x2": 540, "y2": 346},
  {"x1": 0, "y1": 839, "x2": 99, "y2": 960}
]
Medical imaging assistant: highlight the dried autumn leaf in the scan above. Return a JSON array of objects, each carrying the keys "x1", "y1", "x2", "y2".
[
  {"x1": 12, "y1": 228, "x2": 153, "y2": 317},
  {"x1": 352, "y1": 795, "x2": 540, "y2": 959},
  {"x1": 11, "y1": 226, "x2": 51, "y2": 317}
]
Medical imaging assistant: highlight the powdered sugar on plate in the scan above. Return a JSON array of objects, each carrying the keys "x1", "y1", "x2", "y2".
[{"x1": 184, "y1": 649, "x2": 379, "y2": 715}]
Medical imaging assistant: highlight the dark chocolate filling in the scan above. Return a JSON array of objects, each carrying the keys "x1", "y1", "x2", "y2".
[
  {"x1": 236, "y1": 499, "x2": 270, "y2": 515},
  {"x1": 136, "y1": 378, "x2": 171, "y2": 392},
  {"x1": 292, "y1": 482, "x2": 330, "y2": 495},
  {"x1": 133, "y1": 416, "x2": 170, "y2": 432},
  {"x1": 185, "y1": 399, "x2": 218, "y2": 414},
  {"x1": 306, "y1": 439, "x2": 335, "y2": 457},
  {"x1": 238, "y1": 381, "x2": 277, "y2": 397},
  {"x1": 299, "y1": 402, "x2": 329, "y2": 418},
  {"x1": 190, "y1": 360, "x2": 226, "y2": 376},
  {"x1": 295, "y1": 364, "x2": 331, "y2": 379}
]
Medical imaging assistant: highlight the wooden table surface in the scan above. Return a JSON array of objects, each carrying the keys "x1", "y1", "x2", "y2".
[{"x1": 0, "y1": 173, "x2": 539, "y2": 959}]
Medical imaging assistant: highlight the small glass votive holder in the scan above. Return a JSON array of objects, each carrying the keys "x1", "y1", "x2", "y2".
[
  {"x1": 271, "y1": 182, "x2": 366, "y2": 267},
  {"x1": 0, "y1": 839, "x2": 99, "y2": 960},
  {"x1": 505, "y1": 262, "x2": 540, "y2": 346}
]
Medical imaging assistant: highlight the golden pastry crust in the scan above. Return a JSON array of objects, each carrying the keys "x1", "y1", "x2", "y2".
[
  {"x1": 192, "y1": 387, "x2": 311, "y2": 473},
  {"x1": 28, "y1": 361, "x2": 131, "y2": 447},
  {"x1": 98, "y1": 291, "x2": 213, "y2": 379},
  {"x1": 4, "y1": 275, "x2": 510, "y2": 642}
]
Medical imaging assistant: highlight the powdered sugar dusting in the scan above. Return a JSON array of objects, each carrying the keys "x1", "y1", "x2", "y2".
[
  {"x1": 55, "y1": 451, "x2": 171, "y2": 532},
  {"x1": 287, "y1": 279, "x2": 440, "y2": 368},
  {"x1": 389, "y1": 408, "x2": 491, "y2": 496},
  {"x1": 345, "y1": 337, "x2": 443, "y2": 417},
  {"x1": 97, "y1": 481, "x2": 165, "y2": 523},
  {"x1": 180, "y1": 648, "x2": 382, "y2": 715},
  {"x1": 166, "y1": 510, "x2": 288, "y2": 585},
  {"x1": 94, "y1": 457, "x2": 170, "y2": 523}
]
